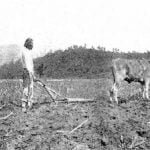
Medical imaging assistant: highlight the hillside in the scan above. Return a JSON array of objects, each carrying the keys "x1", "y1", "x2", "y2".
[
  {"x1": 34, "y1": 46, "x2": 150, "y2": 79},
  {"x1": 0, "y1": 45, "x2": 150, "y2": 79}
]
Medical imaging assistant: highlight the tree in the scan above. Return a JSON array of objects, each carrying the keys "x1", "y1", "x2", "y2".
[{"x1": 36, "y1": 63, "x2": 44, "y2": 78}]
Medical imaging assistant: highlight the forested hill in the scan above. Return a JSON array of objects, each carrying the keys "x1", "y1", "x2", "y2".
[
  {"x1": 0, "y1": 45, "x2": 150, "y2": 79},
  {"x1": 34, "y1": 47, "x2": 113, "y2": 79}
]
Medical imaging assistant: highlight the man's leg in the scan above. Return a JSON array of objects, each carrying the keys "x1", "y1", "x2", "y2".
[
  {"x1": 22, "y1": 68, "x2": 30, "y2": 112},
  {"x1": 27, "y1": 73, "x2": 34, "y2": 109},
  {"x1": 22, "y1": 86, "x2": 28, "y2": 112}
]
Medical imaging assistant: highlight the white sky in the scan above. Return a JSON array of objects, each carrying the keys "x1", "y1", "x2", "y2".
[{"x1": 0, "y1": 0, "x2": 150, "y2": 56}]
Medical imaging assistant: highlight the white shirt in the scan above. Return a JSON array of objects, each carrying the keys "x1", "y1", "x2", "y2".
[{"x1": 21, "y1": 47, "x2": 34, "y2": 75}]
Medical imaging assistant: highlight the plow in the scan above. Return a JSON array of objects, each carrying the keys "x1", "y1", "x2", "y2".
[
  {"x1": 34, "y1": 78, "x2": 95, "y2": 104},
  {"x1": 0, "y1": 78, "x2": 96, "y2": 120}
]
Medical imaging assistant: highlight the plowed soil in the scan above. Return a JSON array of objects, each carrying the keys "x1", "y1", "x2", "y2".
[{"x1": 0, "y1": 79, "x2": 150, "y2": 150}]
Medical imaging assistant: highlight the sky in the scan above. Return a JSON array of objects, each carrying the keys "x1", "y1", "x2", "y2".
[{"x1": 0, "y1": 0, "x2": 150, "y2": 57}]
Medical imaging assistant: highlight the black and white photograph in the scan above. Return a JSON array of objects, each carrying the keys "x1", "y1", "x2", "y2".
[{"x1": 0, "y1": 0, "x2": 150, "y2": 149}]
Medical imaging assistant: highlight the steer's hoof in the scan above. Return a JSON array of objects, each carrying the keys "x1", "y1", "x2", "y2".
[
  {"x1": 22, "y1": 107, "x2": 27, "y2": 113},
  {"x1": 27, "y1": 102, "x2": 33, "y2": 110},
  {"x1": 145, "y1": 98, "x2": 150, "y2": 101},
  {"x1": 22, "y1": 102, "x2": 27, "y2": 112}
]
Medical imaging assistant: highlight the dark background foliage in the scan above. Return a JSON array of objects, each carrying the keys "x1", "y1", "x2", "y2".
[{"x1": 0, "y1": 45, "x2": 150, "y2": 79}]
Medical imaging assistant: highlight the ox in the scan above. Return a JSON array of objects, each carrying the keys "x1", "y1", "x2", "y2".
[{"x1": 110, "y1": 58, "x2": 150, "y2": 103}]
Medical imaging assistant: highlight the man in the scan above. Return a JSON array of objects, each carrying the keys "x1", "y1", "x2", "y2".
[{"x1": 21, "y1": 38, "x2": 34, "y2": 112}]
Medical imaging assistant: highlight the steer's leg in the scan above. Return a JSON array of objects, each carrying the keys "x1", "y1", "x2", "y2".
[
  {"x1": 110, "y1": 75, "x2": 121, "y2": 104},
  {"x1": 141, "y1": 78, "x2": 147, "y2": 99},
  {"x1": 112, "y1": 81, "x2": 120, "y2": 104},
  {"x1": 110, "y1": 66, "x2": 122, "y2": 104},
  {"x1": 141, "y1": 81, "x2": 145, "y2": 99},
  {"x1": 145, "y1": 78, "x2": 150, "y2": 99}
]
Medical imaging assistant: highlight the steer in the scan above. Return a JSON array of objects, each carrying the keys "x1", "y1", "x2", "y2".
[{"x1": 110, "y1": 58, "x2": 150, "y2": 103}]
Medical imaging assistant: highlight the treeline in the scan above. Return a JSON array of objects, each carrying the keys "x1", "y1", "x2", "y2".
[{"x1": 0, "y1": 45, "x2": 150, "y2": 79}]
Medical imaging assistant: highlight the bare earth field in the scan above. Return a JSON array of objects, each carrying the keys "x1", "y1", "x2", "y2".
[{"x1": 0, "y1": 79, "x2": 150, "y2": 150}]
